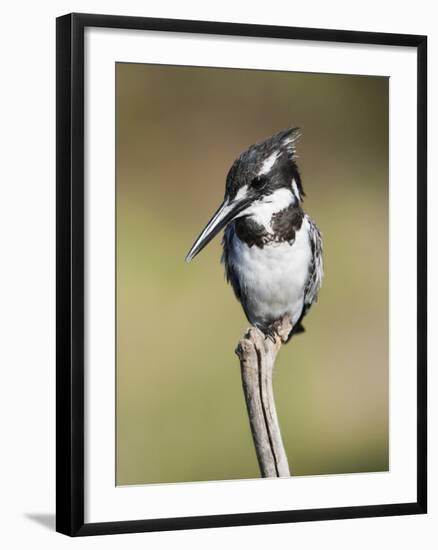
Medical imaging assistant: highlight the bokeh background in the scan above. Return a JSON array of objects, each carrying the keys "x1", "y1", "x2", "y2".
[{"x1": 116, "y1": 63, "x2": 389, "y2": 485}]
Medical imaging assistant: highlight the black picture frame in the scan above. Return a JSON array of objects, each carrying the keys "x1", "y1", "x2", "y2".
[{"x1": 56, "y1": 12, "x2": 427, "y2": 537}]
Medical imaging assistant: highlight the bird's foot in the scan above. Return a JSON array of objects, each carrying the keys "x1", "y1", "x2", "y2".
[
  {"x1": 264, "y1": 316, "x2": 293, "y2": 344},
  {"x1": 264, "y1": 325, "x2": 278, "y2": 343}
]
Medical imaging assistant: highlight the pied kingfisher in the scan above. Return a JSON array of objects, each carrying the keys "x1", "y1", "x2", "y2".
[{"x1": 186, "y1": 128, "x2": 323, "y2": 341}]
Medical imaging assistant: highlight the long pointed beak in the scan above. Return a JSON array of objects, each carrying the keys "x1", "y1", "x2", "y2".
[{"x1": 185, "y1": 197, "x2": 250, "y2": 263}]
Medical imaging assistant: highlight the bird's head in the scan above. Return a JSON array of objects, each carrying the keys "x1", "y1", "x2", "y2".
[{"x1": 185, "y1": 128, "x2": 303, "y2": 262}]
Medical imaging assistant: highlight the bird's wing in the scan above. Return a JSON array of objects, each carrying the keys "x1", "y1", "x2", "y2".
[
  {"x1": 303, "y1": 215, "x2": 324, "y2": 309},
  {"x1": 221, "y1": 224, "x2": 245, "y2": 304}
]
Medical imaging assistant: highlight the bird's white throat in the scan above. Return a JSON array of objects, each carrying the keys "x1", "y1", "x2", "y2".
[{"x1": 242, "y1": 187, "x2": 295, "y2": 233}]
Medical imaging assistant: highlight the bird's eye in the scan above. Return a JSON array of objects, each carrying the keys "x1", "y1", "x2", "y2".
[{"x1": 251, "y1": 175, "x2": 267, "y2": 190}]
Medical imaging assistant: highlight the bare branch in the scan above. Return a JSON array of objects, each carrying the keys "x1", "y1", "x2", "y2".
[{"x1": 236, "y1": 316, "x2": 292, "y2": 478}]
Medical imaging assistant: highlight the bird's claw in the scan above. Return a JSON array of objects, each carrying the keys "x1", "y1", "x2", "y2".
[
  {"x1": 264, "y1": 325, "x2": 278, "y2": 343},
  {"x1": 263, "y1": 316, "x2": 293, "y2": 344}
]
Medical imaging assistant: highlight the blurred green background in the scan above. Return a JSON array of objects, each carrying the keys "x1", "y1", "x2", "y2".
[{"x1": 116, "y1": 63, "x2": 389, "y2": 485}]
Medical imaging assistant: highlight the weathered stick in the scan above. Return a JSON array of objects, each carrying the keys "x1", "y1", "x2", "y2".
[{"x1": 235, "y1": 316, "x2": 292, "y2": 478}]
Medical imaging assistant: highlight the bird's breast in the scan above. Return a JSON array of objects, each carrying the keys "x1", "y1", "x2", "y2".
[{"x1": 224, "y1": 216, "x2": 312, "y2": 327}]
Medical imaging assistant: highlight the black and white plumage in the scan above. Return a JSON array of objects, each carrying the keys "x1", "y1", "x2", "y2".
[{"x1": 186, "y1": 128, "x2": 323, "y2": 340}]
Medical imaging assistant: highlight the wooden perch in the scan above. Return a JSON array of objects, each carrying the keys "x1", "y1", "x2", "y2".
[{"x1": 235, "y1": 316, "x2": 292, "y2": 478}]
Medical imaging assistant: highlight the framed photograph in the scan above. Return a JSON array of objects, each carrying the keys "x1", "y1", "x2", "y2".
[{"x1": 56, "y1": 13, "x2": 427, "y2": 536}]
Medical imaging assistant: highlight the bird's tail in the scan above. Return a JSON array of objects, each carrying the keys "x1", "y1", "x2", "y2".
[{"x1": 285, "y1": 320, "x2": 305, "y2": 343}]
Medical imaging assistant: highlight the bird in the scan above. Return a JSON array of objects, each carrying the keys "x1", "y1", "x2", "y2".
[{"x1": 185, "y1": 128, "x2": 323, "y2": 341}]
